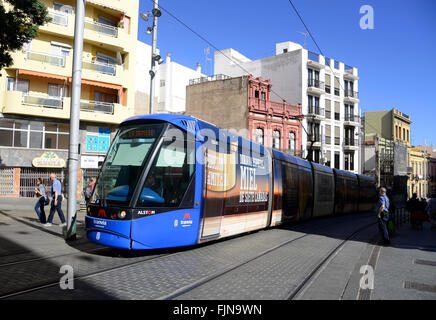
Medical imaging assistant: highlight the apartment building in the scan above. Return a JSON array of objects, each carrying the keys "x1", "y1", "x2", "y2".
[
  {"x1": 186, "y1": 74, "x2": 303, "y2": 155},
  {"x1": 364, "y1": 108, "x2": 412, "y2": 146},
  {"x1": 0, "y1": 0, "x2": 139, "y2": 198},
  {"x1": 214, "y1": 41, "x2": 361, "y2": 173}
]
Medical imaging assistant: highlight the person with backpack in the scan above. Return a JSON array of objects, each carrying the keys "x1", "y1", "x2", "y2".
[{"x1": 84, "y1": 177, "x2": 96, "y2": 207}]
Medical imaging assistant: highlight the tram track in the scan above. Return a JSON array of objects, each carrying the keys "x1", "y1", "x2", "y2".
[
  {"x1": 157, "y1": 220, "x2": 377, "y2": 300},
  {"x1": 0, "y1": 250, "x2": 179, "y2": 299},
  {"x1": 0, "y1": 213, "x2": 378, "y2": 300}
]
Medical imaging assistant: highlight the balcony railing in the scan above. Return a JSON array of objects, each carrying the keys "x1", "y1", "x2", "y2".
[
  {"x1": 189, "y1": 74, "x2": 231, "y2": 85},
  {"x1": 344, "y1": 90, "x2": 359, "y2": 99},
  {"x1": 80, "y1": 100, "x2": 114, "y2": 114},
  {"x1": 26, "y1": 51, "x2": 65, "y2": 67},
  {"x1": 344, "y1": 114, "x2": 360, "y2": 122},
  {"x1": 49, "y1": 10, "x2": 68, "y2": 26},
  {"x1": 308, "y1": 106, "x2": 325, "y2": 117},
  {"x1": 344, "y1": 138, "x2": 359, "y2": 147},
  {"x1": 22, "y1": 94, "x2": 63, "y2": 109},
  {"x1": 82, "y1": 60, "x2": 116, "y2": 76},
  {"x1": 84, "y1": 19, "x2": 118, "y2": 37},
  {"x1": 307, "y1": 79, "x2": 325, "y2": 90}
]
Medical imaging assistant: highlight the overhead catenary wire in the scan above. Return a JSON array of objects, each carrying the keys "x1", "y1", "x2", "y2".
[{"x1": 145, "y1": 0, "x2": 309, "y2": 147}]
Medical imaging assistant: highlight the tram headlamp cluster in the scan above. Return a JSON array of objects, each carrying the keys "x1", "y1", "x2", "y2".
[{"x1": 118, "y1": 211, "x2": 127, "y2": 219}]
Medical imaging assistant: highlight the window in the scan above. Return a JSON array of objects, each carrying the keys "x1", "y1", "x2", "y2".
[
  {"x1": 48, "y1": 83, "x2": 68, "y2": 97},
  {"x1": 137, "y1": 137, "x2": 195, "y2": 208},
  {"x1": 0, "y1": 120, "x2": 68, "y2": 150},
  {"x1": 403, "y1": 128, "x2": 405, "y2": 142},
  {"x1": 6, "y1": 77, "x2": 29, "y2": 94},
  {"x1": 255, "y1": 128, "x2": 264, "y2": 145},
  {"x1": 334, "y1": 152, "x2": 340, "y2": 169},
  {"x1": 334, "y1": 77, "x2": 340, "y2": 96},
  {"x1": 53, "y1": 2, "x2": 74, "y2": 15},
  {"x1": 334, "y1": 101, "x2": 340, "y2": 120},
  {"x1": 345, "y1": 153, "x2": 354, "y2": 171},
  {"x1": 160, "y1": 80, "x2": 166, "y2": 87},
  {"x1": 261, "y1": 92, "x2": 266, "y2": 100},
  {"x1": 255, "y1": 90, "x2": 259, "y2": 99},
  {"x1": 289, "y1": 132, "x2": 296, "y2": 155},
  {"x1": 273, "y1": 130, "x2": 280, "y2": 149}
]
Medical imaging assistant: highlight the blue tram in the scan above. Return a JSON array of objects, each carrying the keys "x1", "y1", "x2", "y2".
[{"x1": 85, "y1": 114, "x2": 377, "y2": 250}]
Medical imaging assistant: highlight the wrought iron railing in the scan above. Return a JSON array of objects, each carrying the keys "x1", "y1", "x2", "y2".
[
  {"x1": 308, "y1": 106, "x2": 325, "y2": 117},
  {"x1": 189, "y1": 74, "x2": 231, "y2": 85},
  {"x1": 307, "y1": 79, "x2": 325, "y2": 90},
  {"x1": 344, "y1": 90, "x2": 359, "y2": 99}
]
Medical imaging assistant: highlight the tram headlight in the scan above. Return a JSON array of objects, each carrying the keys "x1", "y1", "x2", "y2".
[{"x1": 118, "y1": 211, "x2": 127, "y2": 219}]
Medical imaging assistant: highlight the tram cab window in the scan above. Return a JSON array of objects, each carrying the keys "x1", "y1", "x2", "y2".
[{"x1": 137, "y1": 137, "x2": 195, "y2": 207}]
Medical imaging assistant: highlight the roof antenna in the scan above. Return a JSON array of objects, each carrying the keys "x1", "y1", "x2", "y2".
[{"x1": 297, "y1": 31, "x2": 309, "y2": 49}]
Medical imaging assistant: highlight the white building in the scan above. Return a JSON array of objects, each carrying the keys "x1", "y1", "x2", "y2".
[
  {"x1": 157, "y1": 53, "x2": 205, "y2": 113},
  {"x1": 135, "y1": 41, "x2": 205, "y2": 114},
  {"x1": 215, "y1": 41, "x2": 361, "y2": 173}
]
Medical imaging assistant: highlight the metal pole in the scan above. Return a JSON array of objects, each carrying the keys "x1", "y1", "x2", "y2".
[
  {"x1": 149, "y1": 0, "x2": 159, "y2": 114},
  {"x1": 65, "y1": 0, "x2": 85, "y2": 241}
]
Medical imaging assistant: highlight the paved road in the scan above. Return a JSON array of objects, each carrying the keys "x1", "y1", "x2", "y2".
[{"x1": 0, "y1": 198, "x2": 435, "y2": 300}]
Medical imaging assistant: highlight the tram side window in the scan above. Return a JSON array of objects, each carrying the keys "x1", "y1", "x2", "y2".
[{"x1": 137, "y1": 139, "x2": 195, "y2": 207}]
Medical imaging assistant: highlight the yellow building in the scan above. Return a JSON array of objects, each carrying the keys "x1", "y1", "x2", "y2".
[
  {"x1": 408, "y1": 147, "x2": 429, "y2": 199},
  {"x1": 0, "y1": 0, "x2": 139, "y2": 198}
]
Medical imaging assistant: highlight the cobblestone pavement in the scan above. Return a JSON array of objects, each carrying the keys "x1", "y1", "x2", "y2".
[{"x1": 0, "y1": 198, "x2": 435, "y2": 300}]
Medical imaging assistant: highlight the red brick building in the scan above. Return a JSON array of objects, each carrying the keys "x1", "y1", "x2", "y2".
[{"x1": 186, "y1": 74, "x2": 302, "y2": 155}]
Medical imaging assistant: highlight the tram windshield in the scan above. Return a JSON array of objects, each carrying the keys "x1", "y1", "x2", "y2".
[{"x1": 91, "y1": 123, "x2": 164, "y2": 206}]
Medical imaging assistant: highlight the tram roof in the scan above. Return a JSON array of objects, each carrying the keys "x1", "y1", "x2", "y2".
[{"x1": 122, "y1": 113, "x2": 269, "y2": 155}]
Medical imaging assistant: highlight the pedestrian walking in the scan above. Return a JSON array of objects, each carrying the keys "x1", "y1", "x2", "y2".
[
  {"x1": 408, "y1": 193, "x2": 427, "y2": 228},
  {"x1": 84, "y1": 177, "x2": 96, "y2": 207},
  {"x1": 34, "y1": 178, "x2": 49, "y2": 224},
  {"x1": 44, "y1": 173, "x2": 66, "y2": 227},
  {"x1": 376, "y1": 187, "x2": 390, "y2": 245},
  {"x1": 426, "y1": 193, "x2": 436, "y2": 229}
]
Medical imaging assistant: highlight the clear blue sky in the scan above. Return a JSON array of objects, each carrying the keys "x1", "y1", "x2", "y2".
[{"x1": 138, "y1": 0, "x2": 436, "y2": 147}]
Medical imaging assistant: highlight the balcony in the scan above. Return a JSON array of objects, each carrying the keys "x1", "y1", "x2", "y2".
[
  {"x1": 83, "y1": 19, "x2": 127, "y2": 51},
  {"x1": 38, "y1": 10, "x2": 74, "y2": 38},
  {"x1": 84, "y1": 19, "x2": 118, "y2": 38},
  {"x1": 2, "y1": 91, "x2": 132, "y2": 124},
  {"x1": 344, "y1": 114, "x2": 360, "y2": 126},
  {"x1": 344, "y1": 137, "x2": 359, "y2": 150},
  {"x1": 26, "y1": 51, "x2": 65, "y2": 67},
  {"x1": 307, "y1": 106, "x2": 325, "y2": 121},
  {"x1": 82, "y1": 60, "x2": 116, "y2": 76},
  {"x1": 307, "y1": 79, "x2": 325, "y2": 95},
  {"x1": 344, "y1": 65, "x2": 359, "y2": 80},
  {"x1": 307, "y1": 51, "x2": 325, "y2": 70},
  {"x1": 344, "y1": 90, "x2": 360, "y2": 103},
  {"x1": 22, "y1": 93, "x2": 63, "y2": 109},
  {"x1": 80, "y1": 100, "x2": 114, "y2": 114}
]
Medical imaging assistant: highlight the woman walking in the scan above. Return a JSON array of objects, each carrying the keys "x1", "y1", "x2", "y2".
[{"x1": 34, "y1": 178, "x2": 49, "y2": 224}]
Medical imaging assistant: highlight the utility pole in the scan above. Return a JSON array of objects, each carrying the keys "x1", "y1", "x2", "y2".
[
  {"x1": 149, "y1": 0, "x2": 160, "y2": 114},
  {"x1": 65, "y1": 0, "x2": 85, "y2": 241}
]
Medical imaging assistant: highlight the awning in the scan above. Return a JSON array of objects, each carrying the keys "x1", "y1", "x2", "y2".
[
  {"x1": 77, "y1": 78, "x2": 122, "y2": 91},
  {"x1": 18, "y1": 69, "x2": 68, "y2": 81},
  {"x1": 86, "y1": 0, "x2": 126, "y2": 14}
]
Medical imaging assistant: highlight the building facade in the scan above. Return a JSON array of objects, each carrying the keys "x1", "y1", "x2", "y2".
[
  {"x1": 214, "y1": 41, "x2": 361, "y2": 173},
  {"x1": 186, "y1": 74, "x2": 302, "y2": 154},
  {"x1": 408, "y1": 147, "x2": 429, "y2": 199},
  {"x1": 0, "y1": 0, "x2": 139, "y2": 198}
]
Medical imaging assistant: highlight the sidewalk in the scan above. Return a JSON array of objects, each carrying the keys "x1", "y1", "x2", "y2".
[{"x1": 371, "y1": 221, "x2": 436, "y2": 299}]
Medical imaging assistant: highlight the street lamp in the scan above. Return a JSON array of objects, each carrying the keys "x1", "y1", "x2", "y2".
[{"x1": 141, "y1": 1, "x2": 161, "y2": 114}]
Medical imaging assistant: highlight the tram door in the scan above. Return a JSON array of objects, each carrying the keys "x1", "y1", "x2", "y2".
[{"x1": 201, "y1": 147, "x2": 224, "y2": 239}]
